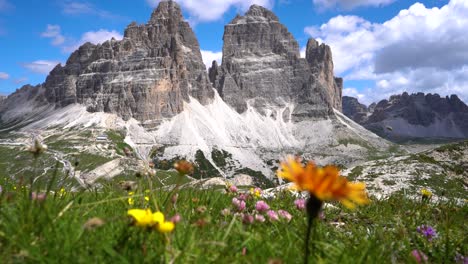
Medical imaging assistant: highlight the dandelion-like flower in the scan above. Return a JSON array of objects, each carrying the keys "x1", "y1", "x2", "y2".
[
  {"x1": 277, "y1": 156, "x2": 369, "y2": 209},
  {"x1": 417, "y1": 225, "x2": 438, "y2": 241},
  {"x1": 420, "y1": 188, "x2": 432, "y2": 201},
  {"x1": 28, "y1": 136, "x2": 48, "y2": 157}
]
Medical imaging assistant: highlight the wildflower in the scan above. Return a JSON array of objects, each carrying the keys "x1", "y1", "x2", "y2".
[
  {"x1": 411, "y1": 249, "x2": 428, "y2": 263},
  {"x1": 83, "y1": 217, "x2": 105, "y2": 231},
  {"x1": 242, "y1": 214, "x2": 255, "y2": 224},
  {"x1": 454, "y1": 253, "x2": 467, "y2": 264},
  {"x1": 196, "y1": 206, "x2": 207, "y2": 214},
  {"x1": 237, "y1": 193, "x2": 249, "y2": 201},
  {"x1": 127, "y1": 209, "x2": 155, "y2": 227},
  {"x1": 127, "y1": 209, "x2": 175, "y2": 233},
  {"x1": 144, "y1": 196, "x2": 150, "y2": 202},
  {"x1": 417, "y1": 225, "x2": 438, "y2": 241},
  {"x1": 277, "y1": 156, "x2": 369, "y2": 210},
  {"x1": 0, "y1": 185, "x2": 2, "y2": 194},
  {"x1": 170, "y1": 214, "x2": 181, "y2": 224},
  {"x1": 128, "y1": 192, "x2": 135, "y2": 206},
  {"x1": 232, "y1": 197, "x2": 246, "y2": 211},
  {"x1": 171, "y1": 193, "x2": 179, "y2": 204},
  {"x1": 420, "y1": 188, "x2": 432, "y2": 200},
  {"x1": 174, "y1": 160, "x2": 194, "y2": 175},
  {"x1": 28, "y1": 136, "x2": 47, "y2": 157},
  {"x1": 250, "y1": 187, "x2": 262, "y2": 198},
  {"x1": 267, "y1": 210, "x2": 279, "y2": 222},
  {"x1": 31, "y1": 192, "x2": 47, "y2": 202},
  {"x1": 294, "y1": 198, "x2": 306, "y2": 211},
  {"x1": 221, "y1": 208, "x2": 231, "y2": 216},
  {"x1": 59, "y1": 188, "x2": 67, "y2": 197},
  {"x1": 255, "y1": 214, "x2": 266, "y2": 223},
  {"x1": 255, "y1": 200, "x2": 270, "y2": 213},
  {"x1": 278, "y1": 210, "x2": 292, "y2": 222},
  {"x1": 228, "y1": 184, "x2": 238, "y2": 193}
]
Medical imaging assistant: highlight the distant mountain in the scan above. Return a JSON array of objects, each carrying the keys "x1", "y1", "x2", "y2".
[
  {"x1": 342, "y1": 92, "x2": 468, "y2": 141},
  {"x1": 0, "y1": 1, "x2": 392, "y2": 182}
]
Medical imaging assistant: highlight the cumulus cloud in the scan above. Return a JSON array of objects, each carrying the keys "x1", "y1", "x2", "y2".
[
  {"x1": 313, "y1": 0, "x2": 395, "y2": 11},
  {"x1": 61, "y1": 29, "x2": 123, "y2": 53},
  {"x1": 0, "y1": 72, "x2": 9, "y2": 80},
  {"x1": 305, "y1": 0, "x2": 468, "y2": 103},
  {"x1": 41, "y1": 24, "x2": 65, "y2": 46},
  {"x1": 200, "y1": 50, "x2": 222, "y2": 70},
  {"x1": 146, "y1": 0, "x2": 274, "y2": 22},
  {"x1": 21, "y1": 60, "x2": 61, "y2": 74}
]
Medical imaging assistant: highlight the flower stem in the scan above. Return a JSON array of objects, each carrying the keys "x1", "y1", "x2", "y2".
[{"x1": 304, "y1": 195, "x2": 323, "y2": 264}]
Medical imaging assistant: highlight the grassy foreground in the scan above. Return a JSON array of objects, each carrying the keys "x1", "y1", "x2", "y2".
[{"x1": 0, "y1": 173, "x2": 466, "y2": 263}]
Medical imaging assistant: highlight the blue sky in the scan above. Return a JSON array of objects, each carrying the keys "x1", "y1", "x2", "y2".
[{"x1": 1, "y1": 0, "x2": 466, "y2": 104}]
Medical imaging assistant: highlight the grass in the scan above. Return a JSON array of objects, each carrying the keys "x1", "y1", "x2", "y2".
[{"x1": 0, "y1": 176, "x2": 466, "y2": 263}]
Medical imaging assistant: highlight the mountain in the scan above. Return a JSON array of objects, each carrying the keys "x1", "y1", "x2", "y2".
[
  {"x1": 0, "y1": 1, "x2": 214, "y2": 127},
  {"x1": 209, "y1": 5, "x2": 342, "y2": 120},
  {"x1": 0, "y1": 1, "x2": 392, "y2": 184},
  {"x1": 342, "y1": 93, "x2": 468, "y2": 141}
]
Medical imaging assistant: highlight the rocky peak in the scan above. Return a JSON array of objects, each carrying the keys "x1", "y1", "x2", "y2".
[
  {"x1": 306, "y1": 38, "x2": 342, "y2": 111},
  {"x1": 212, "y1": 5, "x2": 342, "y2": 120},
  {"x1": 342, "y1": 96, "x2": 368, "y2": 124},
  {"x1": 4, "y1": 0, "x2": 214, "y2": 124},
  {"x1": 149, "y1": 0, "x2": 183, "y2": 23}
]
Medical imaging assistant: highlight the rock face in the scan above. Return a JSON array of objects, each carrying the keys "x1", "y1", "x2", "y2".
[
  {"x1": 342, "y1": 96, "x2": 369, "y2": 124},
  {"x1": 342, "y1": 93, "x2": 468, "y2": 140},
  {"x1": 209, "y1": 5, "x2": 342, "y2": 121},
  {"x1": 3, "y1": 1, "x2": 214, "y2": 124}
]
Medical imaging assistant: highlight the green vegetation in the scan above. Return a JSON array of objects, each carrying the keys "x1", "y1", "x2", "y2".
[
  {"x1": 0, "y1": 176, "x2": 466, "y2": 263},
  {"x1": 106, "y1": 130, "x2": 133, "y2": 156},
  {"x1": 346, "y1": 166, "x2": 364, "y2": 181}
]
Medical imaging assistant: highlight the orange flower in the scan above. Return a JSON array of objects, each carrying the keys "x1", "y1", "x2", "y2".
[
  {"x1": 277, "y1": 156, "x2": 369, "y2": 209},
  {"x1": 174, "y1": 160, "x2": 194, "y2": 175}
]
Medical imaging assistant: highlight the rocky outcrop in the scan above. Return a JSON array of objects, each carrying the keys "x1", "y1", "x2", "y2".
[
  {"x1": 3, "y1": 1, "x2": 214, "y2": 124},
  {"x1": 0, "y1": 95, "x2": 6, "y2": 106},
  {"x1": 209, "y1": 5, "x2": 342, "y2": 121},
  {"x1": 342, "y1": 96, "x2": 368, "y2": 124},
  {"x1": 342, "y1": 93, "x2": 468, "y2": 141}
]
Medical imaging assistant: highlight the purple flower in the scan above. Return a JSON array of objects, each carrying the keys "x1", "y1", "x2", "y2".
[
  {"x1": 416, "y1": 225, "x2": 438, "y2": 241},
  {"x1": 411, "y1": 249, "x2": 428, "y2": 263},
  {"x1": 170, "y1": 214, "x2": 181, "y2": 224},
  {"x1": 267, "y1": 210, "x2": 279, "y2": 222},
  {"x1": 237, "y1": 193, "x2": 249, "y2": 201},
  {"x1": 455, "y1": 253, "x2": 468, "y2": 264},
  {"x1": 242, "y1": 214, "x2": 254, "y2": 224},
  {"x1": 255, "y1": 200, "x2": 270, "y2": 213},
  {"x1": 232, "y1": 197, "x2": 246, "y2": 211},
  {"x1": 294, "y1": 198, "x2": 306, "y2": 211},
  {"x1": 31, "y1": 192, "x2": 47, "y2": 202},
  {"x1": 255, "y1": 214, "x2": 265, "y2": 223},
  {"x1": 278, "y1": 210, "x2": 292, "y2": 222}
]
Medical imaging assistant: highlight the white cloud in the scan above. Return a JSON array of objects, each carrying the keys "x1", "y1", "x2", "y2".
[
  {"x1": 343, "y1": 87, "x2": 366, "y2": 101},
  {"x1": 62, "y1": 29, "x2": 123, "y2": 52},
  {"x1": 21, "y1": 60, "x2": 61, "y2": 74},
  {"x1": 313, "y1": 0, "x2": 395, "y2": 11},
  {"x1": 200, "y1": 50, "x2": 222, "y2": 70},
  {"x1": 13, "y1": 77, "x2": 28, "y2": 84},
  {"x1": 146, "y1": 0, "x2": 274, "y2": 22},
  {"x1": 41, "y1": 24, "x2": 65, "y2": 46},
  {"x1": 0, "y1": 72, "x2": 9, "y2": 80},
  {"x1": 61, "y1": 1, "x2": 120, "y2": 19},
  {"x1": 305, "y1": 0, "x2": 468, "y2": 104}
]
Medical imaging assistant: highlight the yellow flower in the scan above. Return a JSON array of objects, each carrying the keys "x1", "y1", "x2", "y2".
[
  {"x1": 250, "y1": 187, "x2": 261, "y2": 198},
  {"x1": 127, "y1": 209, "x2": 175, "y2": 233},
  {"x1": 128, "y1": 197, "x2": 135, "y2": 205},
  {"x1": 156, "y1": 221, "x2": 175, "y2": 233},
  {"x1": 420, "y1": 188, "x2": 432, "y2": 198},
  {"x1": 144, "y1": 196, "x2": 150, "y2": 202},
  {"x1": 127, "y1": 209, "x2": 155, "y2": 227},
  {"x1": 277, "y1": 156, "x2": 370, "y2": 209}
]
